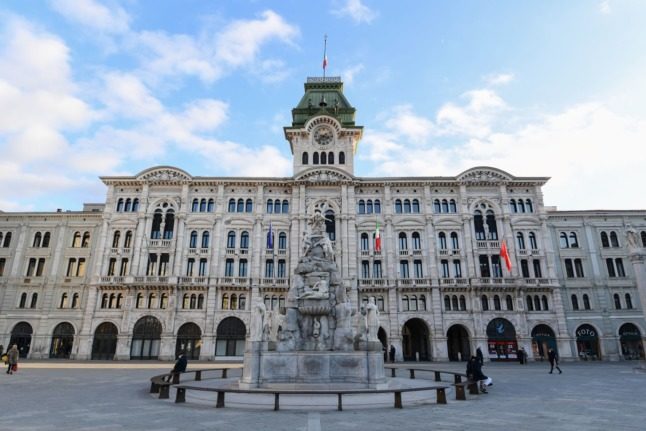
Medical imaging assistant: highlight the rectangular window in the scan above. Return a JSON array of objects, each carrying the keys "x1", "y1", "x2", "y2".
[
  {"x1": 26, "y1": 258, "x2": 37, "y2": 276},
  {"x1": 238, "y1": 259, "x2": 247, "y2": 277},
  {"x1": 441, "y1": 259, "x2": 450, "y2": 278},
  {"x1": 147, "y1": 254, "x2": 157, "y2": 276},
  {"x1": 118, "y1": 258, "x2": 128, "y2": 276},
  {"x1": 521, "y1": 260, "x2": 530, "y2": 278},
  {"x1": 414, "y1": 260, "x2": 423, "y2": 278},
  {"x1": 453, "y1": 260, "x2": 462, "y2": 278},
  {"x1": 532, "y1": 259, "x2": 542, "y2": 278},
  {"x1": 491, "y1": 255, "x2": 502, "y2": 278},
  {"x1": 564, "y1": 259, "x2": 574, "y2": 278},
  {"x1": 616, "y1": 259, "x2": 625, "y2": 277},
  {"x1": 36, "y1": 258, "x2": 46, "y2": 276},
  {"x1": 0, "y1": 258, "x2": 5, "y2": 276},
  {"x1": 606, "y1": 258, "x2": 616, "y2": 278},
  {"x1": 265, "y1": 260, "x2": 274, "y2": 278},
  {"x1": 77, "y1": 258, "x2": 86, "y2": 277},
  {"x1": 373, "y1": 260, "x2": 383, "y2": 278},
  {"x1": 399, "y1": 260, "x2": 409, "y2": 278},
  {"x1": 158, "y1": 254, "x2": 170, "y2": 276},
  {"x1": 67, "y1": 258, "x2": 77, "y2": 277},
  {"x1": 479, "y1": 255, "x2": 490, "y2": 278},
  {"x1": 277, "y1": 260, "x2": 286, "y2": 278},
  {"x1": 107, "y1": 258, "x2": 116, "y2": 276},
  {"x1": 574, "y1": 259, "x2": 585, "y2": 278},
  {"x1": 186, "y1": 258, "x2": 194, "y2": 276},
  {"x1": 199, "y1": 258, "x2": 208, "y2": 276},
  {"x1": 225, "y1": 259, "x2": 234, "y2": 277},
  {"x1": 361, "y1": 260, "x2": 370, "y2": 278}
]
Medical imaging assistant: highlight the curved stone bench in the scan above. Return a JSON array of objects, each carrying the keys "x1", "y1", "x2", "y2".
[
  {"x1": 149, "y1": 368, "x2": 233, "y2": 400},
  {"x1": 384, "y1": 365, "x2": 479, "y2": 400}
]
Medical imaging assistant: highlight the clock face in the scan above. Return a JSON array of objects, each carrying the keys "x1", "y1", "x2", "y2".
[{"x1": 314, "y1": 127, "x2": 333, "y2": 146}]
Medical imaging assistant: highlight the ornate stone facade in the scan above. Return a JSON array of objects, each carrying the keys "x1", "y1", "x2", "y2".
[{"x1": 0, "y1": 77, "x2": 644, "y2": 362}]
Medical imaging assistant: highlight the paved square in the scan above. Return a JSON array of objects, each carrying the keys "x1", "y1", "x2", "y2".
[{"x1": 2, "y1": 361, "x2": 645, "y2": 431}]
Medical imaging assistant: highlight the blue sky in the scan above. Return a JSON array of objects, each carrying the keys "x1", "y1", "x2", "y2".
[{"x1": 1, "y1": 0, "x2": 645, "y2": 211}]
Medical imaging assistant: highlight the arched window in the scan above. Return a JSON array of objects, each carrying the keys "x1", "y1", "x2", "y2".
[
  {"x1": 60, "y1": 293, "x2": 68, "y2": 308},
  {"x1": 82, "y1": 232, "x2": 90, "y2": 247},
  {"x1": 614, "y1": 293, "x2": 621, "y2": 309},
  {"x1": 360, "y1": 233, "x2": 369, "y2": 251},
  {"x1": 100, "y1": 294, "x2": 108, "y2": 309},
  {"x1": 321, "y1": 152, "x2": 327, "y2": 164},
  {"x1": 410, "y1": 295, "x2": 418, "y2": 311},
  {"x1": 442, "y1": 199, "x2": 449, "y2": 213},
  {"x1": 412, "y1": 199, "x2": 420, "y2": 213},
  {"x1": 481, "y1": 295, "x2": 489, "y2": 311},
  {"x1": 228, "y1": 199, "x2": 236, "y2": 212},
  {"x1": 438, "y1": 232, "x2": 447, "y2": 249},
  {"x1": 374, "y1": 199, "x2": 381, "y2": 214},
  {"x1": 112, "y1": 231, "x2": 121, "y2": 248},
  {"x1": 398, "y1": 232, "x2": 408, "y2": 250},
  {"x1": 246, "y1": 199, "x2": 253, "y2": 213},
  {"x1": 529, "y1": 232, "x2": 537, "y2": 249},
  {"x1": 207, "y1": 199, "x2": 214, "y2": 212},
  {"x1": 395, "y1": 199, "x2": 402, "y2": 214},
  {"x1": 132, "y1": 199, "x2": 140, "y2": 212},
  {"x1": 506, "y1": 295, "x2": 513, "y2": 310},
  {"x1": 116, "y1": 198, "x2": 124, "y2": 212},
  {"x1": 182, "y1": 294, "x2": 189, "y2": 309},
  {"x1": 19, "y1": 292, "x2": 27, "y2": 308},
  {"x1": 600, "y1": 232, "x2": 609, "y2": 247},
  {"x1": 30, "y1": 293, "x2": 38, "y2": 308},
  {"x1": 273, "y1": 199, "x2": 281, "y2": 214},
  {"x1": 278, "y1": 232, "x2": 287, "y2": 249},
  {"x1": 150, "y1": 210, "x2": 162, "y2": 239},
  {"x1": 610, "y1": 231, "x2": 619, "y2": 247},
  {"x1": 510, "y1": 199, "x2": 517, "y2": 213},
  {"x1": 221, "y1": 294, "x2": 229, "y2": 309},
  {"x1": 358, "y1": 200, "x2": 365, "y2": 214},
  {"x1": 366, "y1": 200, "x2": 373, "y2": 214},
  {"x1": 282, "y1": 200, "x2": 289, "y2": 213},
  {"x1": 339, "y1": 151, "x2": 345, "y2": 164},
  {"x1": 226, "y1": 231, "x2": 236, "y2": 249},
  {"x1": 559, "y1": 232, "x2": 569, "y2": 248},
  {"x1": 402, "y1": 295, "x2": 409, "y2": 311},
  {"x1": 517, "y1": 232, "x2": 525, "y2": 249},
  {"x1": 148, "y1": 293, "x2": 157, "y2": 309},
  {"x1": 541, "y1": 295, "x2": 549, "y2": 310},
  {"x1": 571, "y1": 294, "x2": 579, "y2": 310},
  {"x1": 534, "y1": 295, "x2": 541, "y2": 311},
  {"x1": 313, "y1": 152, "x2": 319, "y2": 164},
  {"x1": 493, "y1": 295, "x2": 501, "y2": 311},
  {"x1": 412, "y1": 232, "x2": 421, "y2": 250},
  {"x1": 451, "y1": 295, "x2": 459, "y2": 310},
  {"x1": 526, "y1": 199, "x2": 533, "y2": 212},
  {"x1": 33, "y1": 232, "x2": 42, "y2": 248},
  {"x1": 201, "y1": 231, "x2": 210, "y2": 248},
  {"x1": 124, "y1": 198, "x2": 132, "y2": 212},
  {"x1": 459, "y1": 295, "x2": 466, "y2": 310},
  {"x1": 199, "y1": 199, "x2": 207, "y2": 212},
  {"x1": 625, "y1": 293, "x2": 633, "y2": 309},
  {"x1": 444, "y1": 295, "x2": 451, "y2": 310},
  {"x1": 3, "y1": 232, "x2": 11, "y2": 247},
  {"x1": 569, "y1": 232, "x2": 578, "y2": 248},
  {"x1": 485, "y1": 210, "x2": 498, "y2": 240},
  {"x1": 266, "y1": 199, "x2": 273, "y2": 214},
  {"x1": 642, "y1": 231, "x2": 646, "y2": 247},
  {"x1": 190, "y1": 294, "x2": 197, "y2": 309},
  {"x1": 240, "y1": 231, "x2": 249, "y2": 249},
  {"x1": 583, "y1": 294, "x2": 591, "y2": 310},
  {"x1": 162, "y1": 211, "x2": 174, "y2": 240},
  {"x1": 270, "y1": 295, "x2": 277, "y2": 310},
  {"x1": 72, "y1": 293, "x2": 79, "y2": 308},
  {"x1": 302, "y1": 152, "x2": 308, "y2": 165},
  {"x1": 403, "y1": 199, "x2": 411, "y2": 213},
  {"x1": 189, "y1": 231, "x2": 198, "y2": 248},
  {"x1": 474, "y1": 210, "x2": 485, "y2": 240},
  {"x1": 518, "y1": 199, "x2": 525, "y2": 213},
  {"x1": 136, "y1": 293, "x2": 143, "y2": 308},
  {"x1": 526, "y1": 295, "x2": 534, "y2": 311},
  {"x1": 328, "y1": 151, "x2": 334, "y2": 164},
  {"x1": 450, "y1": 232, "x2": 459, "y2": 249},
  {"x1": 42, "y1": 232, "x2": 50, "y2": 248},
  {"x1": 159, "y1": 293, "x2": 167, "y2": 309},
  {"x1": 433, "y1": 199, "x2": 441, "y2": 213},
  {"x1": 198, "y1": 294, "x2": 204, "y2": 309},
  {"x1": 237, "y1": 199, "x2": 244, "y2": 213},
  {"x1": 449, "y1": 199, "x2": 457, "y2": 213}
]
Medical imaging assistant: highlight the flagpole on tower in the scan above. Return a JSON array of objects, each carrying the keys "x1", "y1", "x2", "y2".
[{"x1": 322, "y1": 34, "x2": 328, "y2": 78}]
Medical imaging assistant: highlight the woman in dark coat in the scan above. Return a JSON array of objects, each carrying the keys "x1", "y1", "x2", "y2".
[
  {"x1": 548, "y1": 348, "x2": 562, "y2": 374},
  {"x1": 466, "y1": 356, "x2": 489, "y2": 393}
]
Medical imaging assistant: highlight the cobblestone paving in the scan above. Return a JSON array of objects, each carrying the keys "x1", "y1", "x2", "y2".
[{"x1": 1, "y1": 361, "x2": 645, "y2": 431}]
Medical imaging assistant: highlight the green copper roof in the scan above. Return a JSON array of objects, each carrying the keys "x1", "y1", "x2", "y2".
[{"x1": 290, "y1": 77, "x2": 358, "y2": 127}]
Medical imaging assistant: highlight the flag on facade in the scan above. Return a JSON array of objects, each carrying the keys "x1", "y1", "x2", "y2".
[
  {"x1": 374, "y1": 221, "x2": 381, "y2": 253},
  {"x1": 322, "y1": 34, "x2": 328, "y2": 74},
  {"x1": 500, "y1": 240, "x2": 512, "y2": 272},
  {"x1": 267, "y1": 221, "x2": 273, "y2": 249}
]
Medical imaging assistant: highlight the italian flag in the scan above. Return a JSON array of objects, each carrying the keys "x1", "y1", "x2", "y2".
[
  {"x1": 500, "y1": 240, "x2": 512, "y2": 273},
  {"x1": 374, "y1": 222, "x2": 381, "y2": 253}
]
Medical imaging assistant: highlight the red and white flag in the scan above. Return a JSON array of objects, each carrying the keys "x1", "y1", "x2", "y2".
[
  {"x1": 500, "y1": 240, "x2": 512, "y2": 272},
  {"x1": 374, "y1": 222, "x2": 381, "y2": 253}
]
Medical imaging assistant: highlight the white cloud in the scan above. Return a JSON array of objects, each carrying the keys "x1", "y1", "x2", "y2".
[
  {"x1": 342, "y1": 64, "x2": 364, "y2": 85},
  {"x1": 332, "y1": 0, "x2": 378, "y2": 24},
  {"x1": 485, "y1": 73, "x2": 514, "y2": 86},
  {"x1": 599, "y1": 0, "x2": 611, "y2": 14},
  {"x1": 436, "y1": 89, "x2": 506, "y2": 138},
  {"x1": 49, "y1": 0, "x2": 130, "y2": 33},
  {"x1": 384, "y1": 105, "x2": 434, "y2": 143},
  {"x1": 100, "y1": 72, "x2": 164, "y2": 119}
]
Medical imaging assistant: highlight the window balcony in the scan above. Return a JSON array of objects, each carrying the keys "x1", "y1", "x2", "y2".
[
  {"x1": 476, "y1": 240, "x2": 500, "y2": 249},
  {"x1": 439, "y1": 278, "x2": 469, "y2": 287},
  {"x1": 277, "y1": 249, "x2": 287, "y2": 256},
  {"x1": 398, "y1": 249, "x2": 409, "y2": 256},
  {"x1": 438, "y1": 249, "x2": 449, "y2": 256},
  {"x1": 148, "y1": 239, "x2": 174, "y2": 248},
  {"x1": 396, "y1": 278, "x2": 430, "y2": 287},
  {"x1": 358, "y1": 278, "x2": 387, "y2": 287},
  {"x1": 412, "y1": 249, "x2": 422, "y2": 256},
  {"x1": 360, "y1": 250, "x2": 370, "y2": 257}
]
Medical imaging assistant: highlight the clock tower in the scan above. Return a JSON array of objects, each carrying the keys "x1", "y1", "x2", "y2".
[{"x1": 284, "y1": 77, "x2": 363, "y2": 177}]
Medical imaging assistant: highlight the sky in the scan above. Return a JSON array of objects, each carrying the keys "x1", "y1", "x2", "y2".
[{"x1": 1, "y1": 0, "x2": 646, "y2": 212}]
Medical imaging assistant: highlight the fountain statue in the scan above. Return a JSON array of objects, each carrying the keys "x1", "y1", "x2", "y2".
[{"x1": 240, "y1": 209, "x2": 386, "y2": 388}]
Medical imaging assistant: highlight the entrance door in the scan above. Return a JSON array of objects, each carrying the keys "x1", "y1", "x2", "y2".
[
  {"x1": 50, "y1": 322, "x2": 75, "y2": 359},
  {"x1": 576, "y1": 324, "x2": 600, "y2": 360},
  {"x1": 92, "y1": 322, "x2": 118, "y2": 360},
  {"x1": 9, "y1": 322, "x2": 33, "y2": 358},
  {"x1": 531, "y1": 324, "x2": 557, "y2": 361},
  {"x1": 402, "y1": 319, "x2": 430, "y2": 361},
  {"x1": 215, "y1": 317, "x2": 246, "y2": 357},
  {"x1": 176, "y1": 322, "x2": 202, "y2": 360},
  {"x1": 619, "y1": 323, "x2": 644, "y2": 360},
  {"x1": 447, "y1": 325, "x2": 470, "y2": 361},
  {"x1": 130, "y1": 316, "x2": 162, "y2": 359},
  {"x1": 486, "y1": 318, "x2": 518, "y2": 361}
]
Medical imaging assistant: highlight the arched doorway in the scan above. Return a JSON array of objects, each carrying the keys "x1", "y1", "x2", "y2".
[
  {"x1": 378, "y1": 327, "x2": 388, "y2": 361},
  {"x1": 447, "y1": 325, "x2": 470, "y2": 362},
  {"x1": 619, "y1": 323, "x2": 644, "y2": 360},
  {"x1": 215, "y1": 317, "x2": 245, "y2": 357},
  {"x1": 576, "y1": 324, "x2": 600, "y2": 360},
  {"x1": 9, "y1": 322, "x2": 33, "y2": 358},
  {"x1": 49, "y1": 322, "x2": 75, "y2": 359},
  {"x1": 531, "y1": 324, "x2": 557, "y2": 361},
  {"x1": 176, "y1": 322, "x2": 202, "y2": 360},
  {"x1": 486, "y1": 318, "x2": 518, "y2": 361},
  {"x1": 402, "y1": 318, "x2": 430, "y2": 361},
  {"x1": 92, "y1": 322, "x2": 118, "y2": 360},
  {"x1": 131, "y1": 316, "x2": 162, "y2": 359}
]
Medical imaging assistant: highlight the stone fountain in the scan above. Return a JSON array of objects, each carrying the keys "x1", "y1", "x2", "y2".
[{"x1": 240, "y1": 210, "x2": 386, "y2": 389}]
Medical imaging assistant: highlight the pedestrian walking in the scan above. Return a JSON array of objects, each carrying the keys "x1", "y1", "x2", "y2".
[
  {"x1": 389, "y1": 345, "x2": 396, "y2": 363},
  {"x1": 518, "y1": 347, "x2": 526, "y2": 364},
  {"x1": 6, "y1": 344, "x2": 19, "y2": 375},
  {"x1": 466, "y1": 355, "x2": 491, "y2": 393},
  {"x1": 548, "y1": 348, "x2": 562, "y2": 374},
  {"x1": 476, "y1": 346, "x2": 484, "y2": 365}
]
